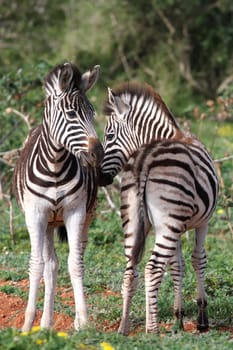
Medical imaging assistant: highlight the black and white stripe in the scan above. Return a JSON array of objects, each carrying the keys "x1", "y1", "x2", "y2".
[
  {"x1": 100, "y1": 83, "x2": 218, "y2": 334},
  {"x1": 13, "y1": 62, "x2": 104, "y2": 331}
]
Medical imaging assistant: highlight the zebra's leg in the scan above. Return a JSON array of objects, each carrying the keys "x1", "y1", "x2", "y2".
[
  {"x1": 192, "y1": 224, "x2": 209, "y2": 331},
  {"x1": 64, "y1": 205, "x2": 89, "y2": 331},
  {"x1": 22, "y1": 209, "x2": 47, "y2": 332},
  {"x1": 169, "y1": 240, "x2": 185, "y2": 332},
  {"x1": 119, "y1": 218, "x2": 150, "y2": 336},
  {"x1": 118, "y1": 259, "x2": 139, "y2": 336},
  {"x1": 40, "y1": 226, "x2": 59, "y2": 329},
  {"x1": 145, "y1": 230, "x2": 177, "y2": 334},
  {"x1": 118, "y1": 173, "x2": 150, "y2": 336},
  {"x1": 118, "y1": 207, "x2": 140, "y2": 337}
]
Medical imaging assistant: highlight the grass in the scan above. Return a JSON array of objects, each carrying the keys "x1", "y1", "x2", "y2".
[{"x1": 0, "y1": 325, "x2": 232, "y2": 350}]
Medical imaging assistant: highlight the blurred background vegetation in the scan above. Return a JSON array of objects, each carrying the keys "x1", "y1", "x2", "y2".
[{"x1": 0, "y1": 0, "x2": 233, "y2": 243}]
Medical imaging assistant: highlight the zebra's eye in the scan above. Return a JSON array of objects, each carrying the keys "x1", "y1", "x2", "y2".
[
  {"x1": 67, "y1": 110, "x2": 77, "y2": 118},
  {"x1": 106, "y1": 133, "x2": 114, "y2": 141}
]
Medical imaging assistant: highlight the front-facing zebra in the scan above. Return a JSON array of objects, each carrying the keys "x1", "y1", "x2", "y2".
[
  {"x1": 99, "y1": 83, "x2": 218, "y2": 334},
  {"x1": 13, "y1": 62, "x2": 104, "y2": 331}
]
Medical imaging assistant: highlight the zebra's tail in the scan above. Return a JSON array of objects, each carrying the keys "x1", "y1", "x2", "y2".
[
  {"x1": 131, "y1": 173, "x2": 148, "y2": 266},
  {"x1": 57, "y1": 225, "x2": 68, "y2": 242}
]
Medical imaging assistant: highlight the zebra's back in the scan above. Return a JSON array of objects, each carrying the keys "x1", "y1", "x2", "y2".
[{"x1": 122, "y1": 138, "x2": 218, "y2": 235}]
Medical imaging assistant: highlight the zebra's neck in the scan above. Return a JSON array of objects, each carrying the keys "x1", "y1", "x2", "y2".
[
  {"x1": 133, "y1": 103, "x2": 180, "y2": 147},
  {"x1": 37, "y1": 123, "x2": 73, "y2": 176}
]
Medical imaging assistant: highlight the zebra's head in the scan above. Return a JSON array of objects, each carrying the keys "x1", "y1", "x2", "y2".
[
  {"x1": 99, "y1": 87, "x2": 133, "y2": 185},
  {"x1": 100, "y1": 83, "x2": 180, "y2": 185},
  {"x1": 43, "y1": 62, "x2": 104, "y2": 167}
]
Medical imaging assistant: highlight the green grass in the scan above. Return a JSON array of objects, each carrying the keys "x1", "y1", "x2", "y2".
[{"x1": 0, "y1": 326, "x2": 232, "y2": 350}]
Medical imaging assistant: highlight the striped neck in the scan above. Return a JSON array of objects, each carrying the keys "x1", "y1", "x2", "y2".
[
  {"x1": 37, "y1": 122, "x2": 73, "y2": 177},
  {"x1": 132, "y1": 101, "x2": 180, "y2": 147}
]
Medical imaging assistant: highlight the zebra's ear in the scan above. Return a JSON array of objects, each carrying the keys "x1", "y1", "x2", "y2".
[
  {"x1": 59, "y1": 63, "x2": 75, "y2": 92},
  {"x1": 108, "y1": 88, "x2": 130, "y2": 119},
  {"x1": 81, "y1": 65, "x2": 100, "y2": 92}
]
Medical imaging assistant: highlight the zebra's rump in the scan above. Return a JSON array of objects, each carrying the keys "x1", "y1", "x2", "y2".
[{"x1": 123, "y1": 139, "x2": 218, "y2": 231}]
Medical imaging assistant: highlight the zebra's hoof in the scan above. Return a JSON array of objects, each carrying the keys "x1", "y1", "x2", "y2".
[
  {"x1": 171, "y1": 320, "x2": 184, "y2": 334},
  {"x1": 118, "y1": 327, "x2": 129, "y2": 336},
  {"x1": 197, "y1": 323, "x2": 209, "y2": 332},
  {"x1": 197, "y1": 307, "x2": 209, "y2": 332}
]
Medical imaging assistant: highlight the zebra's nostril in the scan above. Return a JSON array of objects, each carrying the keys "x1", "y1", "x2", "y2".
[
  {"x1": 91, "y1": 152, "x2": 96, "y2": 160},
  {"x1": 88, "y1": 137, "x2": 104, "y2": 165}
]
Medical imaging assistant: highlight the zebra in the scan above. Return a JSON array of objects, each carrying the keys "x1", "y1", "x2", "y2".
[
  {"x1": 13, "y1": 62, "x2": 104, "y2": 332},
  {"x1": 99, "y1": 83, "x2": 218, "y2": 335}
]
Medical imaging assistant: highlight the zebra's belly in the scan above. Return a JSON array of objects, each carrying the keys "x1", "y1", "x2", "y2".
[
  {"x1": 146, "y1": 186, "x2": 213, "y2": 233},
  {"x1": 22, "y1": 182, "x2": 88, "y2": 219}
]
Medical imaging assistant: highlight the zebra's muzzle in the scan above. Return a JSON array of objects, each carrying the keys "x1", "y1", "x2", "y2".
[{"x1": 79, "y1": 138, "x2": 104, "y2": 167}]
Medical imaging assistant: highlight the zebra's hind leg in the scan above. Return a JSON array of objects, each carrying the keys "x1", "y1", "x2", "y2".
[
  {"x1": 145, "y1": 228, "x2": 178, "y2": 334},
  {"x1": 169, "y1": 240, "x2": 185, "y2": 332},
  {"x1": 192, "y1": 224, "x2": 209, "y2": 331},
  {"x1": 40, "y1": 226, "x2": 59, "y2": 329},
  {"x1": 22, "y1": 210, "x2": 48, "y2": 332},
  {"x1": 118, "y1": 263, "x2": 139, "y2": 336},
  {"x1": 145, "y1": 256, "x2": 166, "y2": 334}
]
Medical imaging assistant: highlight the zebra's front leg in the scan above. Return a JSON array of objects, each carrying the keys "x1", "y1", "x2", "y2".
[
  {"x1": 64, "y1": 206, "x2": 89, "y2": 330},
  {"x1": 40, "y1": 226, "x2": 59, "y2": 329},
  {"x1": 22, "y1": 210, "x2": 47, "y2": 332},
  {"x1": 118, "y1": 262, "x2": 139, "y2": 336},
  {"x1": 192, "y1": 224, "x2": 209, "y2": 331},
  {"x1": 169, "y1": 240, "x2": 185, "y2": 332}
]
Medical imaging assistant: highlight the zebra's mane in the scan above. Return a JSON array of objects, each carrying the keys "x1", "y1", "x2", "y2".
[
  {"x1": 44, "y1": 63, "x2": 82, "y2": 96},
  {"x1": 104, "y1": 82, "x2": 178, "y2": 126}
]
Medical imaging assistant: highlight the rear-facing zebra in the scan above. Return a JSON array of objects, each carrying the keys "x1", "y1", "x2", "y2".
[
  {"x1": 99, "y1": 83, "x2": 218, "y2": 334},
  {"x1": 13, "y1": 62, "x2": 104, "y2": 331}
]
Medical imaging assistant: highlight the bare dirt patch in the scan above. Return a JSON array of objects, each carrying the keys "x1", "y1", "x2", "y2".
[
  {"x1": 0, "y1": 279, "x2": 74, "y2": 331},
  {"x1": 0, "y1": 290, "x2": 74, "y2": 331}
]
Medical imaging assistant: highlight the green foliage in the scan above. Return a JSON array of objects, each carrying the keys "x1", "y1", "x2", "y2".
[
  {"x1": 0, "y1": 61, "x2": 52, "y2": 148},
  {"x1": 0, "y1": 0, "x2": 65, "y2": 71},
  {"x1": 1, "y1": 1, "x2": 233, "y2": 104}
]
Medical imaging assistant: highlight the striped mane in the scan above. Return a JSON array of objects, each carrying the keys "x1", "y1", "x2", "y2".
[{"x1": 104, "y1": 82, "x2": 179, "y2": 127}]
